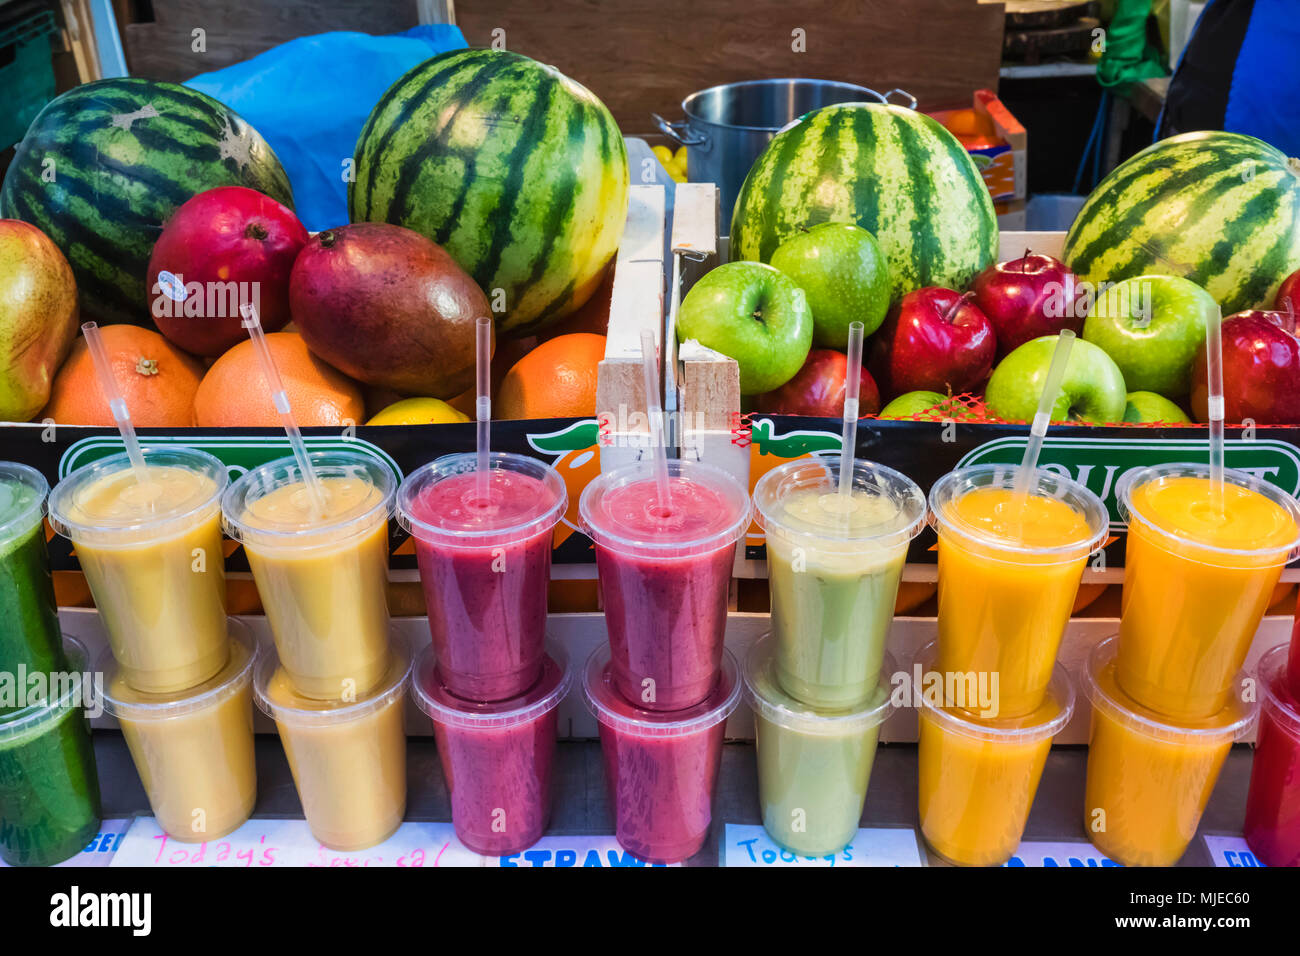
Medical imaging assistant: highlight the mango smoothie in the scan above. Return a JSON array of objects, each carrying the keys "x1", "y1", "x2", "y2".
[
  {"x1": 1083, "y1": 635, "x2": 1255, "y2": 867},
  {"x1": 49, "y1": 448, "x2": 229, "y2": 693},
  {"x1": 224, "y1": 451, "x2": 395, "y2": 701},
  {"x1": 931, "y1": 465, "x2": 1106, "y2": 718},
  {"x1": 102, "y1": 622, "x2": 257, "y2": 842},
  {"x1": 1117, "y1": 464, "x2": 1300, "y2": 719}
]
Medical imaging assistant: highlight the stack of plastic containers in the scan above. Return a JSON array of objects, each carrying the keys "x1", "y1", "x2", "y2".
[
  {"x1": 580, "y1": 459, "x2": 749, "y2": 863},
  {"x1": 1242, "y1": 623, "x2": 1300, "y2": 867},
  {"x1": 1087, "y1": 463, "x2": 1300, "y2": 866},
  {"x1": 924, "y1": 464, "x2": 1105, "y2": 866},
  {"x1": 399, "y1": 451, "x2": 570, "y2": 856}
]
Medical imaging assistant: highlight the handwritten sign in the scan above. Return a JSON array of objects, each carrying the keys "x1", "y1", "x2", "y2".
[
  {"x1": 1204, "y1": 835, "x2": 1267, "y2": 867},
  {"x1": 0, "y1": 818, "x2": 131, "y2": 868},
  {"x1": 723, "y1": 824, "x2": 924, "y2": 867},
  {"x1": 1005, "y1": 841, "x2": 1120, "y2": 867}
]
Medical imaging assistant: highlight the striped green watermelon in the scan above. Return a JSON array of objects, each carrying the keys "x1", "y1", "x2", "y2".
[
  {"x1": 349, "y1": 49, "x2": 628, "y2": 336},
  {"x1": 0, "y1": 78, "x2": 293, "y2": 326},
  {"x1": 1064, "y1": 131, "x2": 1300, "y2": 314},
  {"x1": 730, "y1": 104, "x2": 997, "y2": 302}
]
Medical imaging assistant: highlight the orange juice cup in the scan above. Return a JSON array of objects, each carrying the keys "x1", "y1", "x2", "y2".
[
  {"x1": 1082, "y1": 635, "x2": 1256, "y2": 867},
  {"x1": 1116, "y1": 463, "x2": 1300, "y2": 720}
]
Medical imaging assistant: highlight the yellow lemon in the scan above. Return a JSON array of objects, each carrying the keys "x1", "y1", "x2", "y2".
[
  {"x1": 366, "y1": 397, "x2": 470, "y2": 426},
  {"x1": 652, "y1": 145, "x2": 674, "y2": 165}
]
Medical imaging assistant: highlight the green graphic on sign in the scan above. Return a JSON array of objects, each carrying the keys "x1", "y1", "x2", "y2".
[{"x1": 750, "y1": 417, "x2": 841, "y2": 457}]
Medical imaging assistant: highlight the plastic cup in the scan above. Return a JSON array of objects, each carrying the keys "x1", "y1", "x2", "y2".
[
  {"x1": 914, "y1": 638, "x2": 1074, "y2": 867},
  {"x1": 930, "y1": 464, "x2": 1107, "y2": 718},
  {"x1": 1116, "y1": 462, "x2": 1300, "y2": 720},
  {"x1": 580, "y1": 459, "x2": 750, "y2": 712},
  {"x1": 101, "y1": 619, "x2": 256, "y2": 842},
  {"x1": 1082, "y1": 635, "x2": 1255, "y2": 867},
  {"x1": 412, "y1": 643, "x2": 569, "y2": 856},
  {"x1": 255, "y1": 639, "x2": 410, "y2": 852},
  {"x1": 753, "y1": 459, "x2": 925, "y2": 709},
  {"x1": 583, "y1": 643, "x2": 741, "y2": 864},
  {"x1": 743, "y1": 634, "x2": 894, "y2": 856},
  {"x1": 49, "y1": 447, "x2": 229, "y2": 694},
  {"x1": 0, "y1": 463, "x2": 67, "y2": 687},
  {"x1": 1242, "y1": 642, "x2": 1300, "y2": 867},
  {"x1": 224, "y1": 450, "x2": 396, "y2": 701},
  {"x1": 0, "y1": 635, "x2": 101, "y2": 866},
  {"x1": 1289, "y1": 616, "x2": 1300, "y2": 699},
  {"x1": 398, "y1": 452, "x2": 566, "y2": 702}
]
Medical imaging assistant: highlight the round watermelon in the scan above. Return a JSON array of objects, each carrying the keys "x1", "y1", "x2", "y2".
[
  {"x1": 0, "y1": 78, "x2": 293, "y2": 326},
  {"x1": 349, "y1": 49, "x2": 629, "y2": 336},
  {"x1": 730, "y1": 103, "x2": 997, "y2": 302},
  {"x1": 1064, "y1": 131, "x2": 1300, "y2": 314}
]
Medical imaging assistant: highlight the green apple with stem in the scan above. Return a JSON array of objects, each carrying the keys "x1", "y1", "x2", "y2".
[
  {"x1": 878, "y1": 390, "x2": 972, "y2": 420},
  {"x1": 676, "y1": 261, "x2": 813, "y2": 394},
  {"x1": 1123, "y1": 390, "x2": 1191, "y2": 423},
  {"x1": 985, "y1": 334, "x2": 1127, "y2": 423},
  {"x1": 769, "y1": 223, "x2": 892, "y2": 347}
]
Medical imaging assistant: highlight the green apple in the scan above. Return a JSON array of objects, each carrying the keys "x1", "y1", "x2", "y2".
[
  {"x1": 879, "y1": 390, "x2": 971, "y2": 420},
  {"x1": 769, "y1": 223, "x2": 891, "y2": 347},
  {"x1": 1123, "y1": 390, "x2": 1191, "y2": 424},
  {"x1": 677, "y1": 261, "x2": 813, "y2": 394},
  {"x1": 985, "y1": 334, "x2": 1127, "y2": 423},
  {"x1": 1082, "y1": 274, "x2": 1217, "y2": 397}
]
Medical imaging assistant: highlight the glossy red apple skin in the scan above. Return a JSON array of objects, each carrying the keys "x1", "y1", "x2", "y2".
[
  {"x1": 1189, "y1": 310, "x2": 1300, "y2": 425},
  {"x1": 868, "y1": 287, "x2": 996, "y2": 397},
  {"x1": 1275, "y1": 268, "x2": 1300, "y2": 319},
  {"x1": 972, "y1": 253, "x2": 1083, "y2": 358},
  {"x1": 753, "y1": 349, "x2": 880, "y2": 417}
]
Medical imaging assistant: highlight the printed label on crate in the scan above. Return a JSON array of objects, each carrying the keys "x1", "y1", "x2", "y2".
[
  {"x1": 1204, "y1": 835, "x2": 1267, "y2": 867},
  {"x1": 491, "y1": 836, "x2": 679, "y2": 867},
  {"x1": 1004, "y1": 841, "x2": 1121, "y2": 867},
  {"x1": 723, "y1": 823, "x2": 924, "y2": 867},
  {"x1": 0, "y1": 818, "x2": 131, "y2": 868}
]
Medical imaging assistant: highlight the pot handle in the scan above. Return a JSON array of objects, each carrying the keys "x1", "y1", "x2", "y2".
[
  {"x1": 652, "y1": 113, "x2": 708, "y2": 147},
  {"x1": 881, "y1": 88, "x2": 919, "y2": 110}
]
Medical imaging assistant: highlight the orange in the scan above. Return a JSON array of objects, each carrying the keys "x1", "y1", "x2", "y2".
[
  {"x1": 193, "y1": 331, "x2": 364, "y2": 427},
  {"x1": 495, "y1": 333, "x2": 604, "y2": 420},
  {"x1": 41, "y1": 324, "x2": 203, "y2": 426}
]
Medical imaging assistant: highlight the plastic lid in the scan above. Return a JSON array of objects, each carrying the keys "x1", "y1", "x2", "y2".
[
  {"x1": 0, "y1": 462, "x2": 49, "y2": 547},
  {"x1": 100, "y1": 619, "x2": 256, "y2": 720},
  {"x1": 411, "y1": 643, "x2": 570, "y2": 729},
  {"x1": 1117, "y1": 462, "x2": 1300, "y2": 565},
  {"x1": 743, "y1": 633, "x2": 896, "y2": 734},
  {"x1": 48, "y1": 447, "x2": 228, "y2": 544},
  {"x1": 0, "y1": 635, "x2": 88, "y2": 743},
  {"x1": 396, "y1": 452, "x2": 566, "y2": 549},
  {"x1": 1255, "y1": 642, "x2": 1300, "y2": 738},
  {"x1": 1083, "y1": 635, "x2": 1257, "y2": 744},
  {"x1": 912, "y1": 639, "x2": 1075, "y2": 742},
  {"x1": 254, "y1": 639, "x2": 410, "y2": 726},
  {"x1": 928, "y1": 463, "x2": 1108, "y2": 562},
  {"x1": 222, "y1": 450, "x2": 396, "y2": 551},
  {"x1": 582, "y1": 643, "x2": 741, "y2": 737},
  {"x1": 752, "y1": 457, "x2": 926, "y2": 549},
  {"x1": 579, "y1": 458, "x2": 752, "y2": 558}
]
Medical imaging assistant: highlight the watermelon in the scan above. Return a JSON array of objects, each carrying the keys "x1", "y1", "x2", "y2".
[
  {"x1": 1064, "y1": 131, "x2": 1300, "y2": 314},
  {"x1": 0, "y1": 78, "x2": 293, "y2": 326},
  {"x1": 730, "y1": 103, "x2": 997, "y2": 302},
  {"x1": 349, "y1": 49, "x2": 628, "y2": 336}
]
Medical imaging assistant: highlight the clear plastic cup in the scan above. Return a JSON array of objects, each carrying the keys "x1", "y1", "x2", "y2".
[
  {"x1": 0, "y1": 462, "x2": 66, "y2": 682},
  {"x1": 49, "y1": 447, "x2": 229, "y2": 693},
  {"x1": 398, "y1": 452, "x2": 566, "y2": 702},
  {"x1": 255, "y1": 638, "x2": 410, "y2": 852},
  {"x1": 583, "y1": 642, "x2": 741, "y2": 863},
  {"x1": 0, "y1": 635, "x2": 101, "y2": 866},
  {"x1": 743, "y1": 634, "x2": 895, "y2": 856},
  {"x1": 412, "y1": 643, "x2": 570, "y2": 856},
  {"x1": 580, "y1": 459, "x2": 750, "y2": 711},
  {"x1": 753, "y1": 458, "x2": 925, "y2": 709},
  {"x1": 1289, "y1": 616, "x2": 1300, "y2": 700},
  {"x1": 930, "y1": 464, "x2": 1107, "y2": 718},
  {"x1": 1242, "y1": 642, "x2": 1300, "y2": 867},
  {"x1": 1117, "y1": 462, "x2": 1300, "y2": 720},
  {"x1": 101, "y1": 620, "x2": 257, "y2": 842},
  {"x1": 1082, "y1": 635, "x2": 1256, "y2": 867},
  {"x1": 913, "y1": 638, "x2": 1074, "y2": 867},
  {"x1": 224, "y1": 450, "x2": 396, "y2": 701}
]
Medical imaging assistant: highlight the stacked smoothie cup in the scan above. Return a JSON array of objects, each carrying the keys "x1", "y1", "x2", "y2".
[{"x1": 1242, "y1": 613, "x2": 1300, "y2": 867}]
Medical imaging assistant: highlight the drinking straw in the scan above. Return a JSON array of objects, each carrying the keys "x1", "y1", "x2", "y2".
[
  {"x1": 1012, "y1": 330, "x2": 1076, "y2": 502},
  {"x1": 240, "y1": 305, "x2": 326, "y2": 515},
  {"x1": 640, "y1": 328, "x2": 672, "y2": 512},
  {"x1": 837, "y1": 321, "x2": 866, "y2": 502},
  {"x1": 476, "y1": 316, "x2": 492, "y2": 501},
  {"x1": 1205, "y1": 302, "x2": 1225, "y2": 512},
  {"x1": 81, "y1": 322, "x2": 151, "y2": 490}
]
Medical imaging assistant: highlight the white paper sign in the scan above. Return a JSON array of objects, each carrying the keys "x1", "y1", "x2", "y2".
[
  {"x1": 492, "y1": 836, "x2": 678, "y2": 867},
  {"x1": 723, "y1": 823, "x2": 924, "y2": 867},
  {"x1": 0, "y1": 817, "x2": 131, "y2": 868},
  {"x1": 1204, "y1": 835, "x2": 1267, "y2": 867},
  {"x1": 1004, "y1": 841, "x2": 1120, "y2": 867}
]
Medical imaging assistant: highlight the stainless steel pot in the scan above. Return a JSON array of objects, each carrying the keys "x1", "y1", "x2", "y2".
[{"x1": 653, "y1": 78, "x2": 916, "y2": 231}]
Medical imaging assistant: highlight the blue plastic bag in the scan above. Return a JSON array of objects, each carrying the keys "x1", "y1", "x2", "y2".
[{"x1": 186, "y1": 25, "x2": 467, "y2": 231}]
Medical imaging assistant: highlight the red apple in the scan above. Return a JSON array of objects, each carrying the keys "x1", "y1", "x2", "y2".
[
  {"x1": 1189, "y1": 310, "x2": 1300, "y2": 424},
  {"x1": 868, "y1": 288, "x2": 995, "y2": 397},
  {"x1": 1275, "y1": 268, "x2": 1300, "y2": 320},
  {"x1": 972, "y1": 252, "x2": 1083, "y2": 357},
  {"x1": 753, "y1": 349, "x2": 880, "y2": 417}
]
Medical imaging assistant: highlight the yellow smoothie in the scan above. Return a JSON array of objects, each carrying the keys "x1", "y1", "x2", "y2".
[{"x1": 1119, "y1": 473, "x2": 1299, "y2": 719}]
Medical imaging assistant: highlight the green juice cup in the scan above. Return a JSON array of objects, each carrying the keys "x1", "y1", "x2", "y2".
[
  {"x1": 0, "y1": 636, "x2": 102, "y2": 866},
  {"x1": 754, "y1": 458, "x2": 925, "y2": 709},
  {"x1": 743, "y1": 634, "x2": 895, "y2": 856}
]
